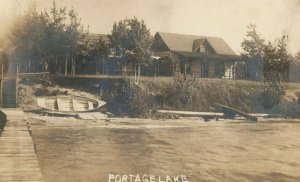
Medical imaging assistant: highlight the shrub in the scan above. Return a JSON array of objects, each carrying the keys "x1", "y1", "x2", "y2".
[
  {"x1": 106, "y1": 79, "x2": 152, "y2": 117},
  {"x1": 258, "y1": 78, "x2": 285, "y2": 109},
  {"x1": 163, "y1": 74, "x2": 195, "y2": 110}
]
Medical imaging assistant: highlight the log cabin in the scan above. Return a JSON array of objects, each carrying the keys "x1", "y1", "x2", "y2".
[{"x1": 152, "y1": 32, "x2": 241, "y2": 78}]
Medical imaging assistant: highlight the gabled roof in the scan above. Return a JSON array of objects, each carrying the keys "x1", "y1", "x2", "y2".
[
  {"x1": 156, "y1": 32, "x2": 237, "y2": 56},
  {"x1": 192, "y1": 38, "x2": 207, "y2": 52}
]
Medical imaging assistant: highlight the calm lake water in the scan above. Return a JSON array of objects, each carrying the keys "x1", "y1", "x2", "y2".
[{"x1": 31, "y1": 121, "x2": 300, "y2": 182}]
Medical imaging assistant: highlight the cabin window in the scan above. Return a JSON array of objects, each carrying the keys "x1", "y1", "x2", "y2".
[{"x1": 200, "y1": 45, "x2": 206, "y2": 53}]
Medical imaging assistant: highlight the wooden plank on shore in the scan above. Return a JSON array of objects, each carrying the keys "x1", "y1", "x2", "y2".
[
  {"x1": 215, "y1": 103, "x2": 258, "y2": 121},
  {"x1": 77, "y1": 112, "x2": 108, "y2": 120},
  {"x1": 157, "y1": 110, "x2": 223, "y2": 117}
]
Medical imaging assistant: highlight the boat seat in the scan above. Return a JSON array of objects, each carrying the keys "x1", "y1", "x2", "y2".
[
  {"x1": 88, "y1": 101, "x2": 94, "y2": 110},
  {"x1": 57, "y1": 98, "x2": 71, "y2": 112},
  {"x1": 72, "y1": 99, "x2": 78, "y2": 111},
  {"x1": 37, "y1": 98, "x2": 46, "y2": 108}
]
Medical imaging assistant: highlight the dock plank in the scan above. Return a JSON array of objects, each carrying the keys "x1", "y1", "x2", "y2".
[{"x1": 0, "y1": 109, "x2": 43, "y2": 182}]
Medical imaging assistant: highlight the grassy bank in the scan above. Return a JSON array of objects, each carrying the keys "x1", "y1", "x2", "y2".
[
  {"x1": 18, "y1": 75, "x2": 300, "y2": 118},
  {"x1": 51, "y1": 76, "x2": 265, "y2": 116}
]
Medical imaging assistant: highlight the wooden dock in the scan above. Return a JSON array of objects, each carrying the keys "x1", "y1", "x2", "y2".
[{"x1": 0, "y1": 109, "x2": 43, "y2": 181}]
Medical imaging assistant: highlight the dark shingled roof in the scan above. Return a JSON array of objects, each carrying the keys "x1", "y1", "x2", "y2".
[{"x1": 156, "y1": 32, "x2": 237, "y2": 56}]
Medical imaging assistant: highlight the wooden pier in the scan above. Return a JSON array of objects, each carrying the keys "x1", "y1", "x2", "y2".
[{"x1": 0, "y1": 109, "x2": 43, "y2": 181}]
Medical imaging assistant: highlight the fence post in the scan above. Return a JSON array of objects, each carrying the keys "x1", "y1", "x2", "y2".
[
  {"x1": 16, "y1": 65, "x2": 19, "y2": 107},
  {"x1": 65, "y1": 57, "x2": 68, "y2": 76},
  {"x1": 0, "y1": 64, "x2": 3, "y2": 107}
]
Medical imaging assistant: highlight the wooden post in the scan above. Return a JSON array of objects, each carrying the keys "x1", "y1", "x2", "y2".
[
  {"x1": 71, "y1": 58, "x2": 75, "y2": 76},
  {"x1": 102, "y1": 58, "x2": 105, "y2": 75},
  {"x1": 137, "y1": 65, "x2": 141, "y2": 84},
  {"x1": 106, "y1": 63, "x2": 109, "y2": 76},
  {"x1": 157, "y1": 60, "x2": 159, "y2": 76},
  {"x1": 71, "y1": 58, "x2": 73, "y2": 76},
  {"x1": 73, "y1": 58, "x2": 75, "y2": 76},
  {"x1": 65, "y1": 57, "x2": 68, "y2": 76},
  {"x1": 134, "y1": 63, "x2": 137, "y2": 83},
  {"x1": 28, "y1": 59, "x2": 30, "y2": 73},
  {"x1": 0, "y1": 64, "x2": 3, "y2": 106},
  {"x1": 245, "y1": 62, "x2": 248, "y2": 80},
  {"x1": 16, "y1": 65, "x2": 19, "y2": 107}
]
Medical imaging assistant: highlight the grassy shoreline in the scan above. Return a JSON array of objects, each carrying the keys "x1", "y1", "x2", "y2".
[{"x1": 18, "y1": 75, "x2": 300, "y2": 118}]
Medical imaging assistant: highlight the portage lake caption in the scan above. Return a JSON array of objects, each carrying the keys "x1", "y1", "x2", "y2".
[{"x1": 108, "y1": 174, "x2": 188, "y2": 182}]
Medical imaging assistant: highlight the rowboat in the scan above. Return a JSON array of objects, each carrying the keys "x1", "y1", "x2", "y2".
[{"x1": 36, "y1": 96, "x2": 106, "y2": 113}]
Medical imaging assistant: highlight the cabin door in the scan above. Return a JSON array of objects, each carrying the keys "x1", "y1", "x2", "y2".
[
  {"x1": 215, "y1": 61, "x2": 225, "y2": 78},
  {"x1": 201, "y1": 62, "x2": 209, "y2": 77}
]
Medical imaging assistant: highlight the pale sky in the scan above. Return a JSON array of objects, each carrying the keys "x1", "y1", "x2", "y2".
[{"x1": 1, "y1": 0, "x2": 300, "y2": 54}]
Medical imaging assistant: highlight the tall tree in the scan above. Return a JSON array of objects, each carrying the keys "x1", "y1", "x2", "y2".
[
  {"x1": 8, "y1": 0, "x2": 89, "y2": 74},
  {"x1": 241, "y1": 24, "x2": 266, "y2": 58},
  {"x1": 110, "y1": 17, "x2": 153, "y2": 83},
  {"x1": 241, "y1": 24, "x2": 266, "y2": 80},
  {"x1": 263, "y1": 36, "x2": 289, "y2": 81},
  {"x1": 241, "y1": 24, "x2": 292, "y2": 108},
  {"x1": 9, "y1": 2, "x2": 47, "y2": 72}
]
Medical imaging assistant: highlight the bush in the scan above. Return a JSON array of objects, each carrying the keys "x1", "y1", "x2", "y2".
[
  {"x1": 272, "y1": 101, "x2": 300, "y2": 118},
  {"x1": 258, "y1": 79, "x2": 285, "y2": 109},
  {"x1": 163, "y1": 74, "x2": 195, "y2": 110},
  {"x1": 106, "y1": 79, "x2": 152, "y2": 117}
]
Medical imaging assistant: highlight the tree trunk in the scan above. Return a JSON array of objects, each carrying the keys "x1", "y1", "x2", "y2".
[
  {"x1": 124, "y1": 64, "x2": 127, "y2": 76},
  {"x1": 107, "y1": 64, "x2": 109, "y2": 76},
  {"x1": 134, "y1": 63, "x2": 137, "y2": 83},
  {"x1": 44, "y1": 61, "x2": 48, "y2": 72},
  {"x1": 55, "y1": 57, "x2": 58, "y2": 74},
  {"x1": 137, "y1": 65, "x2": 141, "y2": 84},
  {"x1": 102, "y1": 58, "x2": 105, "y2": 75},
  {"x1": 28, "y1": 59, "x2": 31, "y2": 73},
  {"x1": 157, "y1": 60, "x2": 159, "y2": 76},
  {"x1": 65, "y1": 57, "x2": 68, "y2": 76},
  {"x1": 173, "y1": 63, "x2": 175, "y2": 76},
  {"x1": 58, "y1": 61, "x2": 61, "y2": 74},
  {"x1": 72, "y1": 58, "x2": 76, "y2": 76}
]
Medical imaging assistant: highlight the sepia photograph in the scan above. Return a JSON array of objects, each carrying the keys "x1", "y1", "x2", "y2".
[{"x1": 0, "y1": 0, "x2": 300, "y2": 181}]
